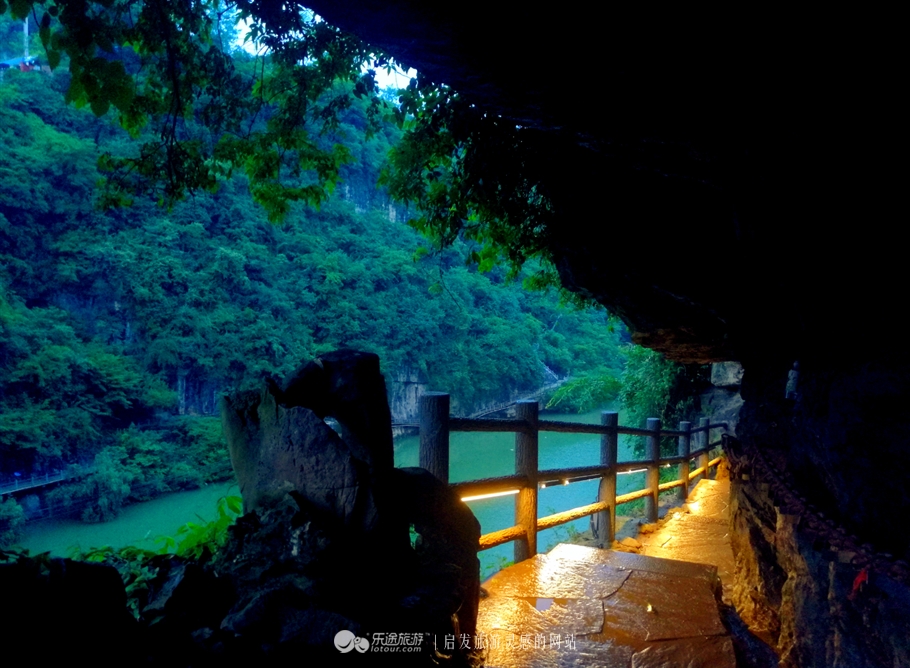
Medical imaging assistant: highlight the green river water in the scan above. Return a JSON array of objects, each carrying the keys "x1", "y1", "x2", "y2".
[{"x1": 17, "y1": 408, "x2": 646, "y2": 575}]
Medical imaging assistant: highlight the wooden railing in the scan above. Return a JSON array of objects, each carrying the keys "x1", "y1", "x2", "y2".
[{"x1": 418, "y1": 393, "x2": 726, "y2": 562}]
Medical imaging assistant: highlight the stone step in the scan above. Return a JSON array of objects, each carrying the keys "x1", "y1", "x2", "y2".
[{"x1": 477, "y1": 543, "x2": 735, "y2": 668}]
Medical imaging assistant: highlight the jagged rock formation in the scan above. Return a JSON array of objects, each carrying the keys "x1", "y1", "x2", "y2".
[
  {"x1": 701, "y1": 362, "x2": 744, "y2": 436},
  {"x1": 216, "y1": 350, "x2": 480, "y2": 664},
  {"x1": 223, "y1": 350, "x2": 395, "y2": 515},
  {"x1": 727, "y1": 436, "x2": 910, "y2": 667}
]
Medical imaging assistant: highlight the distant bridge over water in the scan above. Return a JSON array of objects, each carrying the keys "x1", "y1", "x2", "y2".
[{"x1": 0, "y1": 471, "x2": 72, "y2": 497}]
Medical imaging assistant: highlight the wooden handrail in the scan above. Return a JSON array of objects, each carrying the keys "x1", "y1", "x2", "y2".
[
  {"x1": 446, "y1": 416, "x2": 728, "y2": 436},
  {"x1": 418, "y1": 393, "x2": 727, "y2": 559}
]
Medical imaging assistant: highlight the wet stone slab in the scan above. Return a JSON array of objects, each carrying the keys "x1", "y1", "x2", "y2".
[
  {"x1": 483, "y1": 552, "x2": 631, "y2": 599},
  {"x1": 684, "y1": 479, "x2": 730, "y2": 520},
  {"x1": 596, "y1": 570, "x2": 727, "y2": 644},
  {"x1": 638, "y1": 478, "x2": 737, "y2": 595},
  {"x1": 478, "y1": 596, "x2": 605, "y2": 636},
  {"x1": 631, "y1": 635, "x2": 736, "y2": 668},
  {"x1": 548, "y1": 542, "x2": 720, "y2": 586},
  {"x1": 478, "y1": 544, "x2": 734, "y2": 668},
  {"x1": 483, "y1": 633, "x2": 633, "y2": 668}
]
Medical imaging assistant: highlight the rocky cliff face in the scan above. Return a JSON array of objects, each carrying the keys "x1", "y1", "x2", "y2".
[
  {"x1": 720, "y1": 361, "x2": 910, "y2": 667},
  {"x1": 702, "y1": 362, "x2": 744, "y2": 436},
  {"x1": 727, "y1": 437, "x2": 910, "y2": 668},
  {"x1": 386, "y1": 365, "x2": 426, "y2": 425}
]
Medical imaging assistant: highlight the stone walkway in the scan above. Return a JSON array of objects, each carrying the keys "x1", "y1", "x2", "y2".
[
  {"x1": 476, "y1": 479, "x2": 737, "y2": 667},
  {"x1": 638, "y1": 478, "x2": 736, "y2": 602}
]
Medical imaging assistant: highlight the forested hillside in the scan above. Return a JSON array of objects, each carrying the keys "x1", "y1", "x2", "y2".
[{"x1": 0, "y1": 64, "x2": 628, "y2": 533}]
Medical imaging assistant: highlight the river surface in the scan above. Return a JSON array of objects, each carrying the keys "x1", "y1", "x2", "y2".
[
  {"x1": 18, "y1": 408, "x2": 646, "y2": 575},
  {"x1": 394, "y1": 407, "x2": 644, "y2": 575},
  {"x1": 18, "y1": 482, "x2": 240, "y2": 556}
]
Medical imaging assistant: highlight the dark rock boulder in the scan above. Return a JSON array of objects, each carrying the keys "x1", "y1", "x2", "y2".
[
  {"x1": 222, "y1": 385, "x2": 382, "y2": 531},
  {"x1": 187, "y1": 487, "x2": 478, "y2": 664},
  {"x1": 390, "y1": 467, "x2": 481, "y2": 638},
  {"x1": 212, "y1": 350, "x2": 481, "y2": 664},
  {"x1": 0, "y1": 556, "x2": 136, "y2": 662},
  {"x1": 280, "y1": 349, "x2": 394, "y2": 471}
]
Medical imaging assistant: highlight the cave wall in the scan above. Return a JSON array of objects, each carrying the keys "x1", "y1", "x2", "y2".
[
  {"x1": 701, "y1": 362, "x2": 744, "y2": 436},
  {"x1": 723, "y1": 360, "x2": 910, "y2": 666},
  {"x1": 738, "y1": 358, "x2": 910, "y2": 561},
  {"x1": 727, "y1": 464, "x2": 910, "y2": 668}
]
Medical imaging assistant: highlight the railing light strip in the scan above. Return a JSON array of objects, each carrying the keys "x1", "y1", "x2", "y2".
[
  {"x1": 461, "y1": 489, "x2": 520, "y2": 502},
  {"x1": 419, "y1": 394, "x2": 728, "y2": 556}
]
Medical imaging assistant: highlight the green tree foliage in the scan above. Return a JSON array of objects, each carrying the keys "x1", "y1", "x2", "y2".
[
  {"x1": 44, "y1": 421, "x2": 230, "y2": 522},
  {"x1": 52, "y1": 494, "x2": 243, "y2": 618},
  {"x1": 2, "y1": 0, "x2": 384, "y2": 216},
  {"x1": 383, "y1": 82, "x2": 557, "y2": 285},
  {"x1": 0, "y1": 289, "x2": 173, "y2": 470},
  {"x1": 0, "y1": 67, "x2": 629, "y2": 522},
  {"x1": 0, "y1": 497, "x2": 25, "y2": 547},
  {"x1": 546, "y1": 369, "x2": 621, "y2": 414},
  {"x1": 617, "y1": 346, "x2": 707, "y2": 460},
  {"x1": 0, "y1": 1, "x2": 567, "y2": 290}
]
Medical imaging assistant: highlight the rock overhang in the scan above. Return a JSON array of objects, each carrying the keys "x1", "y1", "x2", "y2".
[{"x1": 304, "y1": 1, "x2": 902, "y2": 366}]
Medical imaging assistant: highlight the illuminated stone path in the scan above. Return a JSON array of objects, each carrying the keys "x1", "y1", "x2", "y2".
[
  {"x1": 476, "y1": 480, "x2": 737, "y2": 667},
  {"x1": 638, "y1": 478, "x2": 736, "y2": 602}
]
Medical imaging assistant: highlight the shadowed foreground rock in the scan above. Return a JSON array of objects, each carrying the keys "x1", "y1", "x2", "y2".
[
  {"x1": 727, "y1": 436, "x2": 910, "y2": 668},
  {"x1": 0, "y1": 556, "x2": 137, "y2": 663},
  {"x1": 211, "y1": 350, "x2": 481, "y2": 664}
]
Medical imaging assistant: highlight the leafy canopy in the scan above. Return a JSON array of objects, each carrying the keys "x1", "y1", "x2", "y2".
[
  {"x1": 0, "y1": 68, "x2": 628, "y2": 524},
  {"x1": 0, "y1": 0, "x2": 559, "y2": 282}
]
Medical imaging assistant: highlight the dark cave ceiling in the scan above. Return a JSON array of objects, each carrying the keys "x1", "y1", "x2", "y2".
[{"x1": 306, "y1": 2, "x2": 902, "y2": 366}]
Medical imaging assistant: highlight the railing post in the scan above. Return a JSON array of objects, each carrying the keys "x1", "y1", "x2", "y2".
[
  {"x1": 697, "y1": 417, "x2": 710, "y2": 482},
  {"x1": 419, "y1": 392, "x2": 450, "y2": 483},
  {"x1": 514, "y1": 400, "x2": 539, "y2": 562},
  {"x1": 595, "y1": 411, "x2": 618, "y2": 546},
  {"x1": 678, "y1": 421, "x2": 691, "y2": 502},
  {"x1": 646, "y1": 417, "x2": 661, "y2": 523}
]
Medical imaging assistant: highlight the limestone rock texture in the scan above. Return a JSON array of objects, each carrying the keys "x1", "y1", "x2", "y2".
[
  {"x1": 222, "y1": 389, "x2": 381, "y2": 525},
  {"x1": 701, "y1": 361, "x2": 745, "y2": 436},
  {"x1": 215, "y1": 350, "x2": 481, "y2": 664},
  {"x1": 712, "y1": 362, "x2": 745, "y2": 389},
  {"x1": 727, "y1": 443, "x2": 910, "y2": 668}
]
